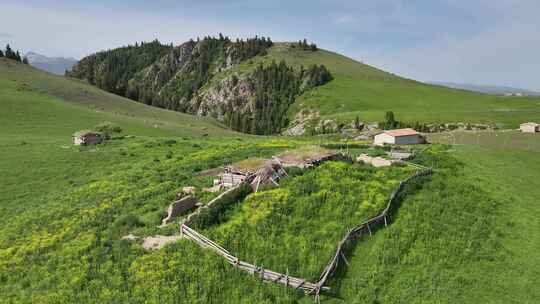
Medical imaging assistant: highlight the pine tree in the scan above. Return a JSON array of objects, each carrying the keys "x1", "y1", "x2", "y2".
[
  {"x1": 0, "y1": 49, "x2": 4, "y2": 57},
  {"x1": 5, "y1": 44, "x2": 14, "y2": 60},
  {"x1": 354, "y1": 115, "x2": 361, "y2": 130}
]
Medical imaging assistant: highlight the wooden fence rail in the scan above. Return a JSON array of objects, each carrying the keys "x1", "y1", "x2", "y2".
[
  {"x1": 181, "y1": 224, "x2": 326, "y2": 293},
  {"x1": 180, "y1": 154, "x2": 432, "y2": 302},
  {"x1": 311, "y1": 167, "x2": 433, "y2": 301}
]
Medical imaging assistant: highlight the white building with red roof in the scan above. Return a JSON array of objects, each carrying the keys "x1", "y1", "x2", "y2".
[
  {"x1": 520, "y1": 122, "x2": 539, "y2": 133},
  {"x1": 374, "y1": 128, "x2": 425, "y2": 145}
]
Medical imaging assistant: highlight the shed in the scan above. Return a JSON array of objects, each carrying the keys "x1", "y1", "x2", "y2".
[
  {"x1": 220, "y1": 158, "x2": 267, "y2": 188},
  {"x1": 374, "y1": 128, "x2": 425, "y2": 146},
  {"x1": 72, "y1": 131, "x2": 103, "y2": 146},
  {"x1": 249, "y1": 160, "x2": 288, "y2": 192},
  {"x1": 520, "y1": 122, "x2": 539, "y2": 133}
]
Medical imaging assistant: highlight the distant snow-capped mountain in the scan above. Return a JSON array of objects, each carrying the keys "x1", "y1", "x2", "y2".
[{"x1": 25, "y1": 51, "x2": 78, "y2": 75}]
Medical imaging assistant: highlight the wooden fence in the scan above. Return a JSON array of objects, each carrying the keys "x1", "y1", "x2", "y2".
[
  {"x1": 180, "y1": 224, "x2": 326, "y2": 293},
  {"x1": 180, "y1": 155, "x2": 432, "y2": 302},
  {"x1": 311, "y1": 167, "x2": 433, "y2": 301}
]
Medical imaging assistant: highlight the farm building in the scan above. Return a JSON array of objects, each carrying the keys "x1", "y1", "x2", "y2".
[
  {"x1": 374, "y1": 128, "x2": 425, "y2": 146},
  {"x1": 520, "y1": 122, "x2": 539, "y2": 133},
  {"x1": 72, "y1": 131, "x2": 103, "y2": 145},
  {"x1": 219, "y1": 158, "x2": 267, "y2": 188},
  {"x1": 218, "y1": 158, "x2": 288, "y2": 191},
  {"x1": 250, "y1": 160, "x2": 288, "y2": 192}
]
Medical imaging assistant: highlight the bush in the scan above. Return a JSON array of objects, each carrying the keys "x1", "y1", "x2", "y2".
[{"x1": 94, "y1": 121, "x2": 122, "y2": 139}]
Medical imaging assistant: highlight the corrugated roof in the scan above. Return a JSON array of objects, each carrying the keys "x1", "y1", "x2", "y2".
[{"x1": 384, "y1": 128, "x2": 419, "y2": 137}]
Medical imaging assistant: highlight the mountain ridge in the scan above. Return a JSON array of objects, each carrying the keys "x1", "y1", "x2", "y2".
[
  {"x1": 428, "y1": 81, "x2": 540, "y2": 96},
  {"x1": 68, "y1": 37, "x2": 332, "y2": 134},
  {"x1": 69, "y1": 36, "x2": 540, "y2": 132},
  {"x1": 25, "y1": 51, "x2": 78, "y2": 75}
]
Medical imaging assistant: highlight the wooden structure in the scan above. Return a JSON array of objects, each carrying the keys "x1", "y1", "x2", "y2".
[
  {"x1": 249, "y1": 160, "x2": 288, "y2": 192},
  {"x1": 520, "y1": 122, "x2": 539, "y2": 133},
  {"x1": 72, "y1": 131, "x2": 103, "y2": 146},
  {"x1": 181, "y1": 224, "x2": 325, "y2": 294},
  {"x1": 161, "y1": 196, "x2": 198, "y2": 226},
  {"x1": 374, "y1": 128, "x2": 425, "y2": 146},
  {"x1": 221, "y1": 172, "x2": 248, "y2": 188},
  {"x1": 219, "y1": 159, "x2": 287, "y2": 191},
  {"x1": 180, "y1": 153, "x2": 433, "y2": 302},
  {"x1": 312, "y1": 167, "x2": 432, "y2": 301}
]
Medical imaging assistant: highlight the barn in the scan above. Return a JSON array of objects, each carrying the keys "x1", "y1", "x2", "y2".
[
  {"x1": 520, "y1": 122, "x2": 539, "y2": 133},
  {"x1": 72, "y1": 131, "x2": 103, "y2": 145},
  {"x1": 374, "y1": 128, "x2": 425, "y2": 146}
]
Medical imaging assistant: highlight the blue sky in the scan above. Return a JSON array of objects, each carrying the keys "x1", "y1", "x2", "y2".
[{"x1": 1, "y1": 0, "x2": 539, "y2": 90}]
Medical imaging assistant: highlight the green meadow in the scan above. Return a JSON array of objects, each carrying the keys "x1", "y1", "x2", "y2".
[{"x1": 1, "y1": 58, "x2": 539, "y2": 303}]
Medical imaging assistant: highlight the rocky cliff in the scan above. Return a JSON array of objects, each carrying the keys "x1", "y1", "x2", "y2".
[{"x1": 69, "y1": 36, "x2": 332, "y2": 134}]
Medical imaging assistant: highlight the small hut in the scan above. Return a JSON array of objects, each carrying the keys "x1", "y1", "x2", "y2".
[
  {"x1": 249, "y1": 160, "x2": 288, "y2": 192},
  {"x1": 218, "y1": 158, "x2": 288, "y2": 192},
  {"x1": 520, "y1": 122, "x2": 539, "y2": 133},
  {"x1": 374, "y1": 128, "x2": 425, "y2": 146},
  {"x1": 220, "y1": 158, "x2": 267, "y2": 188},
  {"x1": 72, "y1": 131, "x2": 103, "y2": 146}
]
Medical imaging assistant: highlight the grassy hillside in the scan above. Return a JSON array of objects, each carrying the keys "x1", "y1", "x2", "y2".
[
  {"x1": 0, "y1": 58, "x2": 234, "y2": 139},
  {"x1": 1, "y1": 56, "x2": 539, "y2": 303},
  {"x1": 329, "y1": 137, "x2": 540, "y2": 303},
  {"x1": 218, "y1": 43, "x2": 540, "y2": 128},
  {"x1": 0, "y1": 58, "x2": 235, "y2": 218}
]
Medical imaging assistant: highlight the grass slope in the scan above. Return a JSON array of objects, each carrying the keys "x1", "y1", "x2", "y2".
[
  {"x1": 1, "y1": 57, "x2": 539, "y2": 303},
  {"x1": 0, "y1": 58, "x2": 234, "y2": 139},
  {"x1": 0, "y1": 58, "x2": 235, "y2": 217},
  {"x1": 324, "y1": 139, "x2": 540, "y2": 303},
  {"x1": 216, "y1": 43, "x2": 540, "y2": 127}
]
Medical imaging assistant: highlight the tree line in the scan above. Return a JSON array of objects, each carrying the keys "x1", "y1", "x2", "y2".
[
  {"x1": 0, "y1": 44, "x2": 29, "y2": 64},
  {"x1": 68, "y1": 35, "x2": 331, "y2": 135},
  {"x1": 379, "y1": 111, "x2": 431, "y2": 132},
  {"x1": 291, "y1": 39, "x2": 317, "y2": 51},
  {"x1": 225, "y1": 61, "x2": 332, "y2": 135},
  {"x1": 67, "y1": 39, "x2": 172, "y2": 96}
]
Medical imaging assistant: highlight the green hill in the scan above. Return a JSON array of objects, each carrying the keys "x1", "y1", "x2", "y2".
[
  {"x1": 225, "y1": 43, "x2": 540, "y2": 128},
  {"x1": 1, "y1": 55, "x2": 540, "y2": 303},
  {"x1": 0, "y1": 57, "x2": 235, "y2": 139},
  {"x1": 0, "y1": 57, "x2": 235, "y2": 218},
  {"x1": 70, "y1": 39, "x2": 540, "y2": 135}
]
